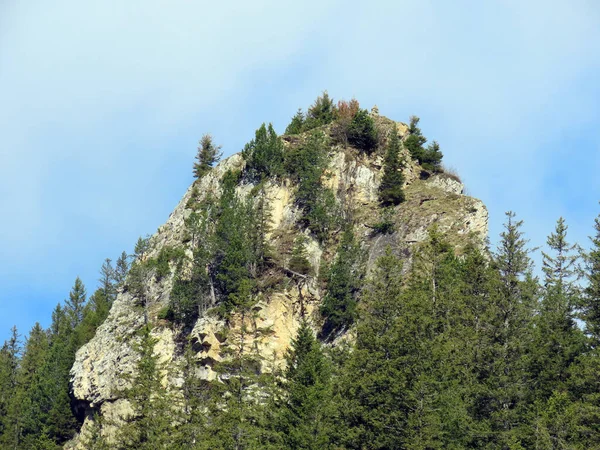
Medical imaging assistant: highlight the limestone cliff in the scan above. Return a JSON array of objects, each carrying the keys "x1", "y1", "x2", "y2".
[{"x1": 68, "y1": 113, "x2": 488, "y2": 445}]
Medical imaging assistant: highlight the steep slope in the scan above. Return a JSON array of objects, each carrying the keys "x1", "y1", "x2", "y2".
[{"x1": 68, "y1": 112, "x2": 488, "y2": 445}]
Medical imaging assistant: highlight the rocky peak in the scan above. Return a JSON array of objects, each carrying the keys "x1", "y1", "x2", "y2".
[{"x1": 68, "y1": 114, "x2": 488, "y2": 445}]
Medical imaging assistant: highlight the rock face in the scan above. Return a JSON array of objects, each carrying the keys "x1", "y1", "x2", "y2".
[{"x1": 68, "y1": 117, "x2": 488, "y2": 446}]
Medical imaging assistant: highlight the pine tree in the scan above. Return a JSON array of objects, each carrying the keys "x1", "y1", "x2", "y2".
[
  {"x1": 285, "y1": 109, "x2": 305, "y2": 135},
  {"x1": 134, "y1": 236, "x2": 150, "y2": 261},
  {"x1": 422, "y1": 140, "x2": 443, "y2": 172},
  {"x1": 194, "y1": 134, "x2": 223, "y2": 179},
  {"x1": 114, "y1": 325, "x2": 178, "y2": 449},
  {"x1": 583, "y1": 210, "x2": 600, "y2": 345},
  {"x1": 1, "y1": 323, "x2": 49, "y2": 449},
  {"x1": 378, "y1": 125, "x2": 405, "y2": 206},
  {"x1": 304, "y1": 91, "x2": 335, "y2": 130},
  {"x1": 98, "y1": 258, "x2": 116, "y2": 301},
  {"x1": 274, "y1": 321, "x2": 333, "y2": 449},
  {"x1": 242, "y1": 123, "x2": 285, "y2": 182},
  {"x1": 527, "y1": 218, "x2": 585, "y2": 444},
  {"x1": 197, "y1": 305, "x2": 275, "y2": 449},
  {"x1": 481, "y1": 211, "x2": 537, "y2": 446},
  {"x1": 214, "y1": 170, "x2": 256, "y2": 314},
  {"x1": 0, "y1": 327, "x2": 20, "y2": 443},
  {"x1": 65, "y1": 277, "x2": 87, "y2": 328},
  {"x1": 115, "y1": 250, "x2": 129, "y2": 287},
  {"x1": 405, "y1": 115, "x2": 427, "y2": 163},
  {"x1": 320, "y1": 228, "x2": 364, "y2": 338},
  {"x1": 347, "y1": 109, "x2": 378, "y2": 153}
]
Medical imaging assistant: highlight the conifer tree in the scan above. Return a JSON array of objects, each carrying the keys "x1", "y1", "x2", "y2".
[
  {"x1": 0, "y1": 327, "x2": 20, "y2": 442},
  {"x1": 404, "y1": 115, "x2": 427, "y2": 162},
  {"x1": 583, "y1": 210, "x2": 600, "y2": 345},
  {"x1": 481, "y1": 211, "x2": 537, "y2": 446},
  {"x1": 98, "y1": 258, "x2": 117, "y2": 301},
  {"x1": 134, "y1": 236, "x2": 150, "y2": 261},
  {"x1": 304, "y1": 91, "x2": 335, "y2": 130},
  {"x1": 194, "y1": 134, "x2": 223, "y2": 179},
  {"x1": 115, "y1": 250, "x2": 129, "y2": 287},
  {"x1": 526, "y1": 218, "x2": 585, "y2": 444},
  {"x1": 285, "y1": 109, "x2": 305, "y2": 135},
  {"x1": 274, "y1": 321, "x2": 333, "y2": 449},
  {"x1": 347, "y1": 109, "x2": 378, "y2": 153},
  {"x1": 114, "y1": 325, "x2": 178, "y2": 449},
  {"x1": 320, "y1": 228, "x2": 364, "y2": 338},
  {"x1": 65, "y1": 276, "x2": 87, "y2": 328},
  {"x1": 242, "y1": 123, "x2": 285, "y2": 182},
  {"x1": 422, "y1": 140, "x2": 444, "y2": 172},
  {"x1": 378, "y1": 125, "x2": 405, "y2": 206},
  {"x1": 1, "y1": 323, "x2": 49, "y2": 449}
]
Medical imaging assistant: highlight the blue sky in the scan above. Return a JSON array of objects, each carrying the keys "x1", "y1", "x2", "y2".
[{"x1": 1, "y1": 0, "x2": 600, "y2": 342}]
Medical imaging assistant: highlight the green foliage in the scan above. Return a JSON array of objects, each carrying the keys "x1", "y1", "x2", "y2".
[
  {"x1": 583, "y1": 210, "x2": 600, "y2": 344},
  {"x1": 303, "y1": 91, "x2": 336, "y2": 131},
  {"x1": 288, "y1": 236, "x2": 313, "y2": 276},
  {"x1": 193, "y1": 133, "x2": 223, "y2": 179},
  {"x1": 404, "y1": 115, "x2": 428, "y2": 162},
  {"x1": 378, "y1": 125, "x2": 405, "y2": 206},
  {"x1": 285, "y1": 131, "x2": 341, "y2": 241},
  {"x1": 347, "y1": 108, "x2": 378, "y2": 153},
  {"x1": 405, "y1": 116, "x2": 444, "y2": 170},
  {"x1": 371, "y1": 207, "x2": 396, "y2": 234},
  {"x1": 273, "y1": 321, "x2": 334, "y2": 449},
  {"x1": 145, "y1": 246, "x2": 186, "y2": 280},
  {"x1": 422, "y1": 140, "x2": 444, "y2": 172},
  {"x1": 320, "y1": 229, "x2": 364, "y2": 338},
  {"x1": 285, "y1": 108, "x2": 305, "y2": 135},
  {"x1": 112, "y1": 325, "x2": 180, "y2": 449},
  {"x1": 242, "y1": 123, "x2": 284, "y2": 183},
  {"x1": 530, "y1": 218, "x2": 585, "y2": 403}
]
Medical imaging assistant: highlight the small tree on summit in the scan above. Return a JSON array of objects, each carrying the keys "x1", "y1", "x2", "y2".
[
  {"x1": 193, "y1": 134, "x2": 222, "y2": 179},
  {"x1": 347, "y1": 109, "x2": 378, "y2": 153},
  {"x1": 404, "y1": 115, "x2": 427, "y2": 162},
  {"x1": 378, "y1": 125, "x2": 405, "y2": 206}
]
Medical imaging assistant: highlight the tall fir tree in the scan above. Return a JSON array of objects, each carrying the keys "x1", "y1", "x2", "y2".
[
  {"x1": 481, "y1": 211, "x2": 537, "y2": 446},
  {"x1": 583, "y1": 210, "x2": 600, "y2": 345},
  {"x1": 274, "y1": 321, "x2": 333, "y2": 450},
  {"x1": 112, "y1": 325, "x2": 179, "y2": 449},
  {"x1": 115, "y1": 250, "x2": 129, "y2": 287},
  {"x1": 242, "y1": 123, "x2": 285, "y2": 183},
  {"x1": 378, "y1": 124, "x2": 405, "y2": 206},
  {"x1": 404, "y1": 115, "x2": 427, "y2": 163},
  {"x1": 285, "y1": 109, "x2": 305, "y2": 135},
  {"x1": 320, "y1": 228, "x2": 364, "y2": 338}
]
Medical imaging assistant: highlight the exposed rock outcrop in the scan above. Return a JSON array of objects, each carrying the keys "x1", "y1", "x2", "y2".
[{"x1": 68, "y1": 117, "x2": 488, "y2": 446}]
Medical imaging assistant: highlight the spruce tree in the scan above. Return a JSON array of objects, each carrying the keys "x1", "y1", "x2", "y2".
[
  {"x1": 65, "y1": 276, "x2": 87, "y2": 328},
  {"x1": 347, "y1": 109, "x2": 378, "y2": 153},
  {"x1": 422, "y1": 140, "x2": 443, "y2": 172},
  {"x1": 583, "y1": 210, "x2": 600, "y2": 345},
  {"x1": 320, "y1": 228, "x2": 364, "y2": 338},
  {"x1": 115, "y1": 250, "x2": 129, "y2": 287},
  {"x1": 304, "y1": 91, "x2": 335, "y2": 130},
  {"x1": 378, "y1": 125, "x2": 405, "y2": 206},
  {"x1": 98, "y1": 258, "x2": 117, "y2": 301},
  {"x1": 336, "y1": 248, "x2": 407, "y2": 449},
  {"x1": 114, "y1": 325, "x2": 178, "y2": 449},
  {"x1": 285, "y1": 109, "x2": 305, "y2": 135},
  {"x1": 482, "y1": 211, "x2": 537, "y2": 446},
  {"x1": 242, "y1": 123, "x2": 285, "y2": 183},
  {"x1": 405, "y1": 115, "x2": 427, "y2": 162},
  {"x1": 0, "y1": 327, "x2": 20, "y2": 443},
  {"x1": 274, "y1": 321, "x2": 333, "y2": 449},
  {"x1": 193, "y1": 134, "x2": 223, "y2": 179}
]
